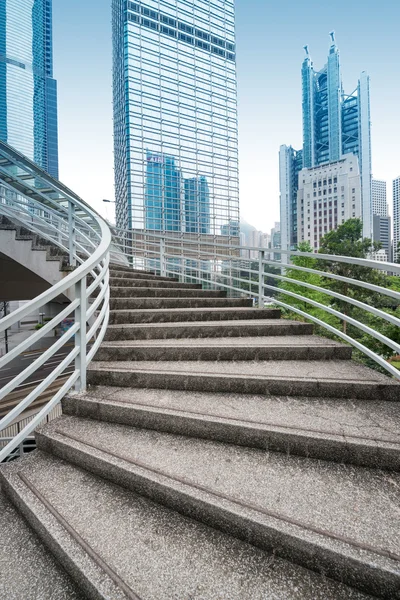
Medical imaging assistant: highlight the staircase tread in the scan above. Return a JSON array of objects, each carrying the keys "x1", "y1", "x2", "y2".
[
  {"x1": 107, "y1": 318, "x2": 308, "y2": 329},
  {"x1": 0, "y1": 452, "x2": 371, "y2": 600},
  {"x1": 109, "y1": 306, "x2": 264, "y2": 313},
  {"x1": 100, "y1": 335, "x2": 347, "y2": 348},
  {"x1": 74, "y1": 386, "x2": 400, "y2": 446},
  {"x1": 89, "y1": 359, "x2": 397, "y2": 385},
  {"x1": 0, "y1": 490, "x2": 83, "y2": 600},
  {"x1": 37, "y1": 417, "x2": 400, "y2": 575}
]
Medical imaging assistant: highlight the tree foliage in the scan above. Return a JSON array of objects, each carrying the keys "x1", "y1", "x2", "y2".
[{"x1": 278, "y1": 219, "x2": 400, "y2": 373}]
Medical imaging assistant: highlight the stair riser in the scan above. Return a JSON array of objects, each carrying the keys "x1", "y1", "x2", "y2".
[
  {"x1": 104, "y1": 323, "x2": 313, "y2": 341},
  {"x1": 0, "y1": 473, "x2": 126, "y2": 600},
  {"x1": 110, "y1": 287, "x2": 227, "y2": 298},
  {"x1": 35, "y1": 432, "x2": 399, "y2": 600},
  {"x1": 110, "y1": 270, "x2": 178, "y2": 282},
  {"x1": 108, "y1": 308, "x2": 280, "y2": 324},
  {"x1": 109, "y1": 278, "x2": 201, "y2": 289},
  {"x1": 94, "y1": 345, "x2": 352, "y2": 362},
  {"x1": 87, "y1": 369, "x2": 398, "y2": 401},
  {"x1": 63, "y1": 396, "x2": 399, "y2": 471},
  {"x1": 109, "y1": 298, "x2": 253, "y2": 311}
]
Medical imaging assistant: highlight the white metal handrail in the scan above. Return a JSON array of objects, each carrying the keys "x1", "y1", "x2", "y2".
[
  {"x1": 0, "y1": 141, "x2": 112, "y2": 461},
  {"x1": 110, "y1": 227, "x2": 400, "y2": 381}
]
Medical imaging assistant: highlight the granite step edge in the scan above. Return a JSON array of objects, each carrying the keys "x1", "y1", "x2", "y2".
[
  {"x1": 34, "y1": 426, "x2": 400, "y2": 600},
  {"x1": 87, "y1": 364, "x2": 399, "y2": 401},
  {"x1": 0, "y1": 463, "x2": 129, "y2": 600},
  {"x1": 62, "y1": 393, "x2": 400, "y2": 471}
]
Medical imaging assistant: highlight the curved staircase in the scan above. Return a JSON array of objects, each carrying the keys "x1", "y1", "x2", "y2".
[{"x1": 1, "y1": 264, "x2": 400, "y2": 599}]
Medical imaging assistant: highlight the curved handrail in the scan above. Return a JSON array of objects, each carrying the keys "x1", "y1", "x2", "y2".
[
  {"x1": 109, "y1": 227, "x2": 400, "y2": 382},
  {"x1": 0, "y1": 141, "x2": 112, "y2": 461}
]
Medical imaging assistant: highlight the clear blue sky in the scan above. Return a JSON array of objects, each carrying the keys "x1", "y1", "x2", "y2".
[{"x1": 53, "y1": 0, "x2": 400, "y2": 231}]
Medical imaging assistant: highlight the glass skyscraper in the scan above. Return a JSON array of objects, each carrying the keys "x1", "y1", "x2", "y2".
[
  {"x1": 112, "y1": 0, "x2": 239, "y2": 237},
  {"x1": 0, "y1": 0, "x2": 59, "y2": 178},
  {"x1": 301, "y1": 33, "x2": 372, "y2": 238}
]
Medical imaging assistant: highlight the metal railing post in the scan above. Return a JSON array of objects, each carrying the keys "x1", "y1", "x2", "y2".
[
  {"x1": 258, "y1": 249, "x2": 265, "y2": 308},
  {"x1": 75, "y1": 276, "x2": 87, "y2": 391},
  {"x1": 160, "y1": 237, "x2": 166, "y2": 277},
  {"x1": 68, "y1": 200, "x2": 76, "y2": 267}
]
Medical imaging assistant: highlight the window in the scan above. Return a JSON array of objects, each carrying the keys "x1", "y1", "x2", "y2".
[
  {"x1": 129, "y1": 2, "x2": 139, "y2": 11},
  {"x1": 161, "y1": 25, "x2": 176, "y2": 37},
  {"x1": 160, "y1": 14, "x2": 176, "y2": 27},
  {"x1": 196, "y1": 40, "x2": 210, "y2": 51},
  {"x1": 178, "y1": 22, "x2": 194, "y2": 35},
  {"x1": 179, "y1": 32, "x2": 194, "y2": 44},
  {"x1": 141, "y1": 6, "x2": 158, "y2": 20},
  {"x1": 195, "y1": 29, "x2": 209, "y2": 41},
  {"x1": 334, "y1": 177, "x2": 337, "y2": 183}
]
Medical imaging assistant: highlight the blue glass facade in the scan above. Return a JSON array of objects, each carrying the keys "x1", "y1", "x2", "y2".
[
  {"x1": 112, "y1": 0, "x2": 239, "y2": 237},
  {"x1": 0, "y1": 0, "x2": 58, "y2": 178},
  {"x1": 145, "y1": 151, "x2": 182, "y2": 231},
  {"x1": 301, "y1": 35, "x2": 372, "y2": 237},
  {"x1": 184, "y1": 176, "x2": 210, "y2": 234}
]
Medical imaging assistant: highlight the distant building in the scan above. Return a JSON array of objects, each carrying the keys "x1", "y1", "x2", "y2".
[
  {"x1": 280, "y1": 33, "x2": 373, "y2": 251},
  {"x1": 394, "y1": 177, "x2": 400, "y2": 262},
  {"x1": 0, "y1": 0, "x2": 59, "y2": 177},
  {"x1": 184, "y1": 176, "x2": 210, "y2": 234},
  {"x1": 145, "y1": 152, "x2": 182, "y2": 232},
  {"x1": 372, "y1": 180, "x2": 388, "y2": 217},
  {"x1": 373, "y1": 215, "x2": 391, "y2": 262},
  {"x1": 297, "y1": 154, "x2": 361, "y2": 250},
  {"x1": 279, "y1": 146, "x2": 303, "y2": 254},
  {"x1": 302, "y1": 33, "x2": 372, "y2": 238}
]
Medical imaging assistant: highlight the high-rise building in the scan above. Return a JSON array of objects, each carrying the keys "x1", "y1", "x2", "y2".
[
  {"x1": 145, "y1": 152, "x2": 182, "y2": 231},
  {"x1": 301, "y1": 33, "x2": 372, "y2": 238},
  {"x1": 372, "y1": 179, "x2": 388, "y2": 217},
  {"x1": 184, "y1": 176, "x2": 210, "y2": 234},
  {"x1": 297, "y1": 154, "x2": 361, "y2": 250},
  {"x1": 280, "y1": 33, "x2": 372, "y2": 252},
  {"x1": 394, "y1": 177, "x2": 400, "y2": 262},
  {"x1": 112, "y1": 0, "x2": 239, "y2": 236},
  {"x1": 371, "y1": 179, "x2": 390, "y2": 261},
  {"x1": 279, "y1": 145, "x2": 303, "y2": 254},
  {"x1": 0, "y1": 0, "x2": 58, "y2": 178}
]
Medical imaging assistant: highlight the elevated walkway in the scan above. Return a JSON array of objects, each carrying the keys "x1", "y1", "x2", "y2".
[{"x1": 1, "y1": 264, "x2": 399, "y2": 599}]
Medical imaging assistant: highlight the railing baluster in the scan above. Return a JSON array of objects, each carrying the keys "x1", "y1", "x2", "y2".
[
  {"x1": 75, "y1": 276, "x2": 87, "y2": 392},
  {"x1": 68, "y1": 199, "x2": 76, "y2": 267}
]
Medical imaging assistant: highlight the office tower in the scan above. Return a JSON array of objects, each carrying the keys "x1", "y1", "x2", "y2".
[
  {"x1": 145, "y1": 151, "x2": 182, "y2": 231},
  {"x1": 297, "y1": 154, "x2": 361, "y2": 250},
  {"x1": 371, "y1": 179, "x2": 390, "y2": 261},
  {"x1": 279, "y1": 145, "x2": 303, "y2": 254},
  {"x1": 112, "y1": 0, "x2": 239, "y2": 236},
  {"x1": 394, "y1": 177, "x2": 400, "y2": 262},
  {"x1": 301, "y1": 33, "x2": 372, "y2": 238},
  {"x1": 372, "y1": 179, "x2": 388, "y2": 217},
  {"x1": 184, "y1": 176, "x2": 210, "y2": 234},
  {"x1": 0, "y1": 0, "x2": 58, "y2": 178}
]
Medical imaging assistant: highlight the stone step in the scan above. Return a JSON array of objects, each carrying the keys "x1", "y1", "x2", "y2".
[
  {"x1": 64, "y1": 386, "x2": 400, "y2": 471},
  {"x1": 110, "y1": 286, "x2": 227, "y2": 298},
  {"x1": 88, "y1": 359, "x2": 399, "y2": 400},
  {"x1": 108, "y1": 306, "x2": 279, "y2": 324},
  {"x1": 109, "y1": 264, "x2": 156, "y2": 274},
  {"x1": 0, "y1": 452, "x2": 371, "y2": 600},
  {"x1": 109, "y1": 276, "x2": 202, "y2": 289},
  {"x1": 0, "y1": 491, "x2": 82, "y2": 600},
  {"x1": 109, "y1": 297, "x2": 253, "y2": 311},
  {"x1": 95, "y1": 335, "x2": 352, "y2": 362},
  {"x1": 110, "y1": 268, "x2": 178, "y2": 282},
  {"x1": 104, "y1": 319, "x2": 312, "y2": 341},
  {"x1": 32, "y1": 416, "x2": 400, "y2": 598}
]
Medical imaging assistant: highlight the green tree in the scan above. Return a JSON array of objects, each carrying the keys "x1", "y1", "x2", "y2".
[
  {"x1": 278, "y1": 241, "x2": 340, "y2": 331},
  {"x1": 317, "y1": 219, "x2": 386, "y2": 335}
]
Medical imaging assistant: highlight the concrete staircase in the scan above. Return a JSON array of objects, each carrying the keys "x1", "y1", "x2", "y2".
[
  {"x1": 1, "y1": 265, "x2": 400, "y2": 600},
  {"x1": 0, "y1": 215, "x2": 72, "y2": 301}
]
